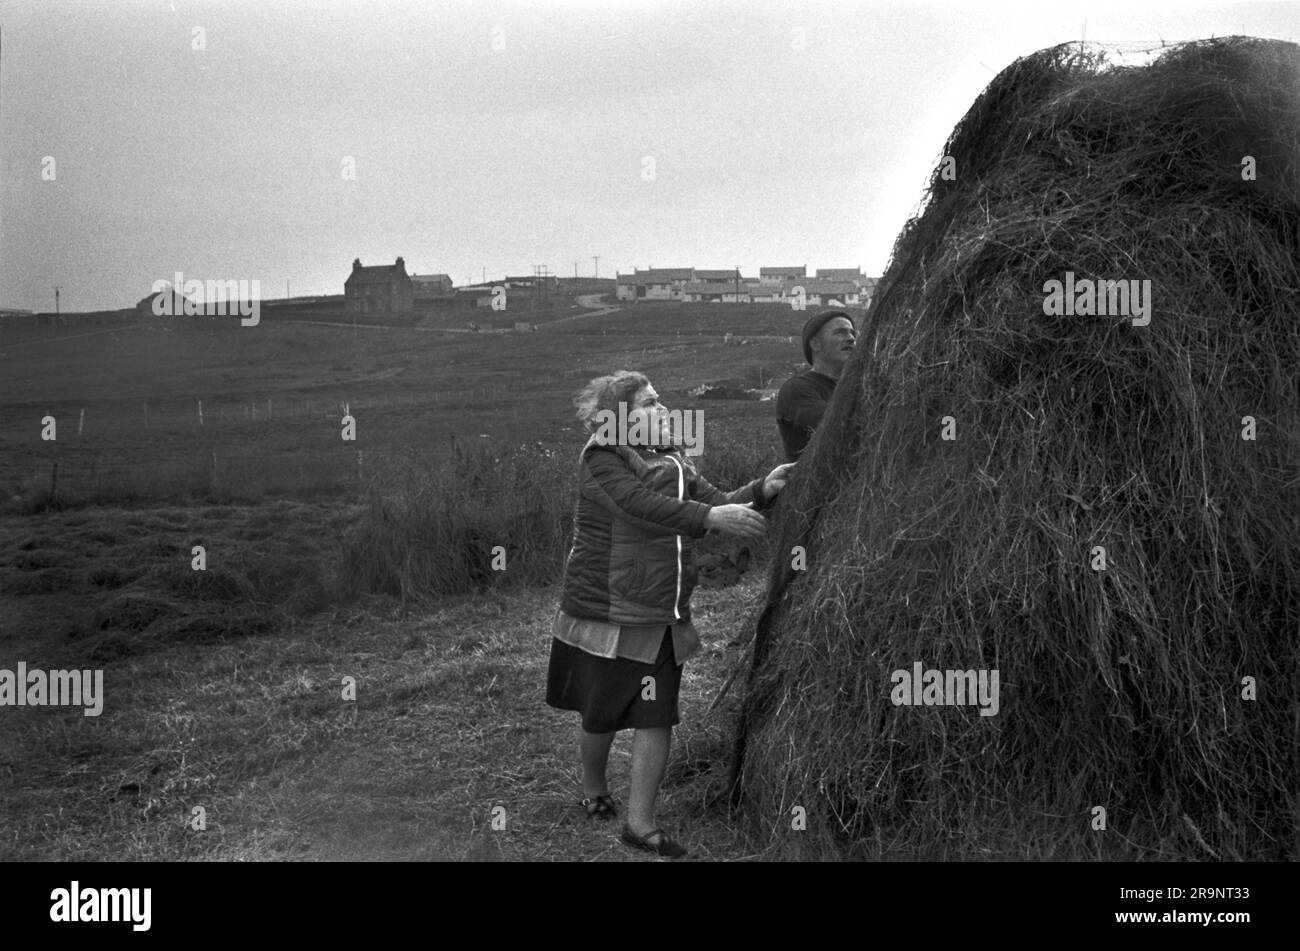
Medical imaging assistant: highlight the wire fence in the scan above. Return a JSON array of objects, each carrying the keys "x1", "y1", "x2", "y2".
[
  {"x1": 6, "y1": 417, "x2": 783, "y2": 507},
  {"x1": 4, "y1": 446, "x2": 401, "y2": 504},
  {"x1": 2, "y1": 355, "x2": 790, "y2": 506},
  {"x1": 8, "y1": 356, "x2": 788, "y2": 438},
  {"x1": 11, "y1": 383, "x2": 594, "y2": 435}
]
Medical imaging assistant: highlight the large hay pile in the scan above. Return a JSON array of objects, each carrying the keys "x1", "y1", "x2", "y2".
[{"x1": 731, "y1": 37, "x2": 1300, "y2": 859}]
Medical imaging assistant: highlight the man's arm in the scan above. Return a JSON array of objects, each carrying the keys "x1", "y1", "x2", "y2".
[{"x1": 689, "y1": 472, "x2": 772, "y2": 512}]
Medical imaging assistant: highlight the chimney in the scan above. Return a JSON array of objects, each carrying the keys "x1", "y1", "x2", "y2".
[
  {"x1": 353, "y1": 258, "x2": 362, "y2": 271},
  {"x1": 395, "y1": 256, "x2": 405, "y2": 272}
]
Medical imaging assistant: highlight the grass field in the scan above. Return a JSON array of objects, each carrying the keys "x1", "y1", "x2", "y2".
[{"x1": 0, "y1": 301, "x2": 805, "y2": 505}]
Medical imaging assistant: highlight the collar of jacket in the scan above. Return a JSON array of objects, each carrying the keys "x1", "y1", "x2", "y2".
[
  {"x1": 579, "y1": 438, "x2": 700, "y2": 480},
  {"x1": 580, "y1": 433, "x2": 685, "y2": 460}
]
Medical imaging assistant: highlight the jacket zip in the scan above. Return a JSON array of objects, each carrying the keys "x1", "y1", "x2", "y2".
[{"x1": 669, "y1": 454, "x2": 684, "y2": 621}]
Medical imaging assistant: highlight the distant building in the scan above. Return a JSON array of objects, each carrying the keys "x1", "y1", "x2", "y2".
[
  {"x1": 816, "y1": 269, "x2": 878, "y2": 305},
  {"x1": 410, "y1": 274, "x2": 455, "y2": 313},
  {"x1": 682, "y1": 282, "x2": 728, "y2": 303},
  {"x1": 791, "y1": 279, "x2": 861, "y2": 306},
  {"x1": 616, "y1": 268, "x2": 696, "y2": 301},
  {"x1": 136, "y1": 287, "x2": 197, "y2": 316},
  {"x1": 742, "y1": 284, "x2": 779, "y2": 303},
  {"x1": 760, "y1": 266, "x2": 806, "y2": 284},
  {"x1": 682, "y1": 281, "x2": 760, "y2": 303},
  {"x1": 815, "y1": 268, "x2": 863, "y2": 282},
  {"x1": 411, "y1": 273, "x2": 454, "y2": 296},
  {"x1": 609, "y1": 264, "x2": 875, "y2": 306},
  {"x1": 345, "y1": 257, "x2": 414, "y2": 317},
  {"x1": 456, "y1": 286, "x2": 497, "y2": 309},
  {"x1": 693, "y1": 269, "x2": 741, "y2": 285}
]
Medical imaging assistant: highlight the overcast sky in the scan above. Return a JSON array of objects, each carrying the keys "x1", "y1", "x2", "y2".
[{"x1": 2, "y1": 0, "x2": 1295, "y2": 312}]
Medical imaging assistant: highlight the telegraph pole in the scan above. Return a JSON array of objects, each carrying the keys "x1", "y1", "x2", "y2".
[
  {"x1": 734, "y1": 265, "x2": 741, "y2": 305},
  {"x1": 592, "y1": 255, "x2": 600, "y2": 279},
  {"x1": 53, "y1": 285, "x2": 61, "y2": 316},
  {"x1": 535, "y1": 264, "x2": 552, "y2": 305}
]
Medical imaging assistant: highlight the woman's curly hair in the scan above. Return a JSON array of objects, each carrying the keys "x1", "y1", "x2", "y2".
[
  {"x1": 573, "y1": 371, "x2": 650, "y2": 432},
  {"x1": 571, "y1": 370, "x2": 696, "y2": 471}
]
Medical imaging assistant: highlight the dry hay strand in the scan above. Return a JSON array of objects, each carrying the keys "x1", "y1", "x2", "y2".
[{"x1": 731, "y1": 37, "x2": 1300, "y2": 859}]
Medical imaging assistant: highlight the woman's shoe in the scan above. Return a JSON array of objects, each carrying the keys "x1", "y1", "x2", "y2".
[
  {"x1": 579, "y1": 794, "x2": 618, "y2": 820},
  {"x1": 621, "y1": 825, "x2": 688, "y2": 859}
]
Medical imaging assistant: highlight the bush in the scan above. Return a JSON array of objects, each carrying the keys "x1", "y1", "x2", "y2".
[{"x1": 343, "y1": 426, "x2": 789, "y2": 604}]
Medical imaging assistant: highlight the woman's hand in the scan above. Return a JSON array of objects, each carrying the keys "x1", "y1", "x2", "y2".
[
  {"x1": 763, "y1": 462, "x2": 797, "y2": 499},
  {"x1": 705, "y1": 503, "x2": 767, "y2": 539}
]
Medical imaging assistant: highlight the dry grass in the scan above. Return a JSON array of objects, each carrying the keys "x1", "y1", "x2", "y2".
[{"x1": 0, "y1": 509, "x2": 771, "y2": 861}]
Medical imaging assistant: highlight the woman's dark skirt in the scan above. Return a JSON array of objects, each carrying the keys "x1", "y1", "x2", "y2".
[{"x1": 546, "y1": 629, "x2": 682, "y2": 733}]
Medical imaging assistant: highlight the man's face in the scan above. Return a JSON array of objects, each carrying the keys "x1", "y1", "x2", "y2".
[{"x1": 812, "y1": 317, "x2": 856, "y2": 368}]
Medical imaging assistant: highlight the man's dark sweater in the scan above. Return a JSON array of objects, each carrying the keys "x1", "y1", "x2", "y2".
[{"x1": 775, "y1": 368, "x2": 837, "y2": 462}]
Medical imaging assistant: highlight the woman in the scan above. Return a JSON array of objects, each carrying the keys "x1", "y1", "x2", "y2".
[{"x1": 546, "y1": 370, "x2": 794, "y2": 858}]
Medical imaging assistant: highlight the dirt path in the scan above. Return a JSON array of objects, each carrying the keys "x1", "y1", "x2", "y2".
[{"x1": 536, "y1": 294, "x2": 622, "y2": 328}]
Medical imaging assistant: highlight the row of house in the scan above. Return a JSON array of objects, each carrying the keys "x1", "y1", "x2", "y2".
[
  {"x1": 341, "y1": 258, "x2": 880, "y2": 317},
  {"x1": 345, "y1": 259, "x2": 566, "y2": 316},
  {"x1": 123, "y1": 256, "x2": 877, "y2": 323},
  {"x1": 680, "y1": 278, "x2": 868, "y2": 306},
  {"x1": 615, "y1": 267, "x2": 877, "y2": 306}
]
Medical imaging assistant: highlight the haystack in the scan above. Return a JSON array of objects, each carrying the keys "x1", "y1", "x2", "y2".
[{"x1": 730, "y1": 38, "x2": 1300, "y2": 859}]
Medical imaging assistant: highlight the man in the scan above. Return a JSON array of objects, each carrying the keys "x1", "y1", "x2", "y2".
[{"x1": 775, "y1": 310, "x2": 856, "y2": 462}]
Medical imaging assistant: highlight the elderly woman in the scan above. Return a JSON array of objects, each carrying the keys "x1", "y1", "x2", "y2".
[{"x1": 547, "y1": 370, "x2": 794, "y2": 858}]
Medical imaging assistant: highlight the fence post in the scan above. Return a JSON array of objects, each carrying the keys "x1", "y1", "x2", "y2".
[
  {"x1": 78, "y1": 408, "x2": 84, "y2": 436},
  {"x1": 198, "y1": 400, "x2": 204, "y2": 426},
  {"x1": 356, "y1": 449, "x2": 363, "y2": 482}
]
